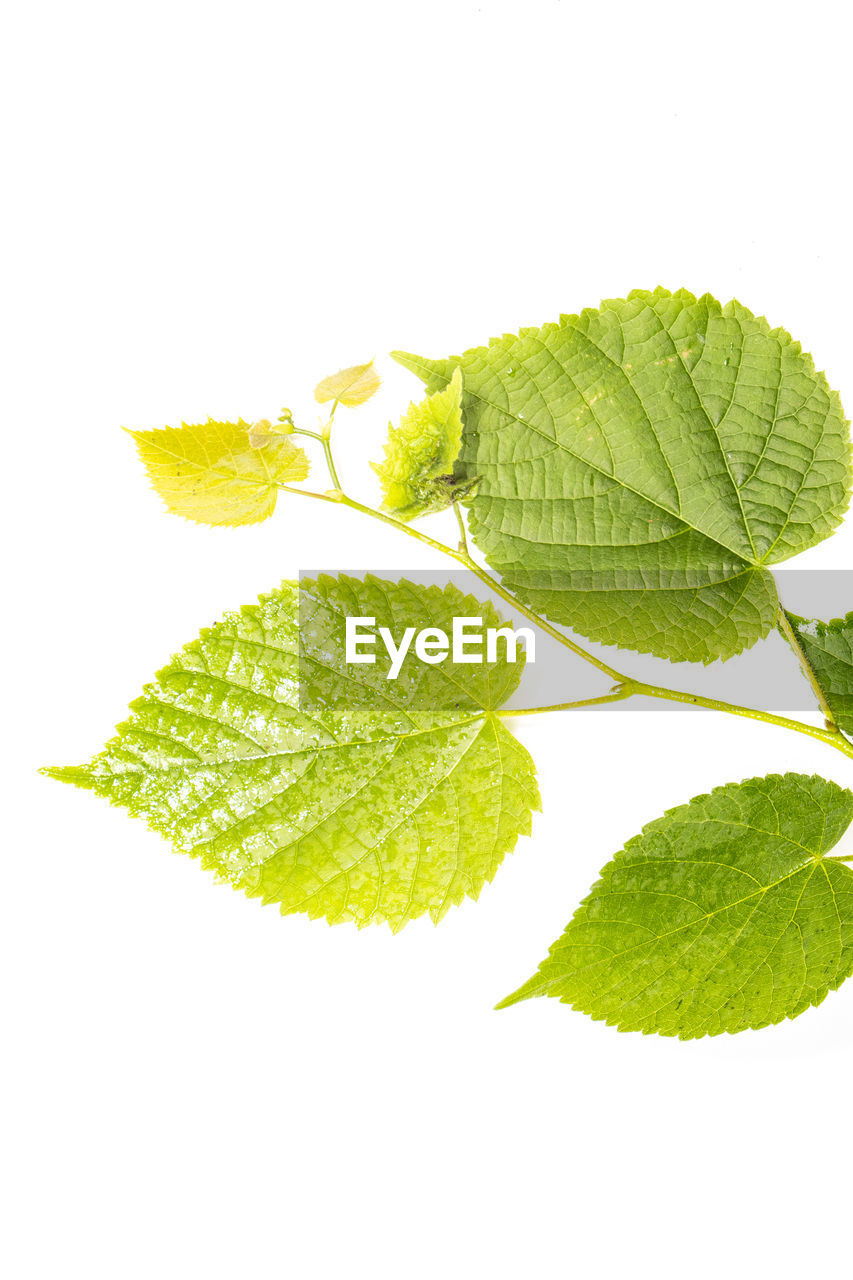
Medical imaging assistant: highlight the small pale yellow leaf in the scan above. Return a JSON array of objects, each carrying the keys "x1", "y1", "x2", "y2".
[
  {"x1": 248, "y1": 417, "x2": 294, "y2": 448},
  {"x1": 314, "y1": 360, "x2": 381, "y2": 407},
  {"x1": 128, "y1": 419, "x2": 310, "y2": 526}
]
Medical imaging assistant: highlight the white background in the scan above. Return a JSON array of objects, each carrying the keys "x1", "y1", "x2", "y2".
[{"x1": 4, "y1": 2, "x2": 853, "y2": 1276}]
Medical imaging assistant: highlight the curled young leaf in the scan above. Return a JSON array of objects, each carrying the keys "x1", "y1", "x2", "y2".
[
  {"x1": 128, "y1": 420, "x2": 310, "y2": 526},
  {"x1": 372, "y1": 367, "x2": 472, "y2": 521},
  {"x1": 786, "y1": 611, "x2": 853, "y2": 736},
  {"x1": 498, "y1": 773, "x2": 853, "y2": 1038},
  {"x1": 45, "y1": 576, "x2": 539, "y2": 931},
  {"x1": 395, "y1": 289, "x2": 852, "y2": 663},
  {"x1": 314, "y1": 360, "x2": 381, "y2": 406}
]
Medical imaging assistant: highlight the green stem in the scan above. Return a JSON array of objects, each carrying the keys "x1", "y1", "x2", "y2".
[
  {"x1": 499, "y1": 689, "x2": 634, "y2": 717},
  {"x1": 279, "y1": 485, "x2": 341, "y2": 502},
  {"x1": 322, "y1": 440, "x2": 342, "y2": 491},
  {"x1": 290, "y1": 427, "x2": 326, "y2": 442},
  {"x1": 320, "y1": 401, "x2": 343, "y2": 491},
  {"x1": 338, "y1": 495, "x2": 626, "y2": 681},
  {"x1": 776, "y1": 606, "x2": 839, "y2": 730},
  {"x1": 290, "y1": 403, "x2": 343, "y2": 490},
  {"x1": 282, "y1": 486, "x2": 853, "y2": 762},
  {"x1": 621, "y1": 680, "x2": 853, "y2": 758},
  {"x1": 452, "y1": 501, "x2": 470, "y2": 555}
]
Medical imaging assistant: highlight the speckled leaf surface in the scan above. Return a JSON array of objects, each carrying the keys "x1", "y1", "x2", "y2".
[
  {"x1": 498, "y1": 774, "x2": 853, "y2": 1038},
  {"x1": 394, "y1": 289, "x2": 851, "y2": 663},
  {"x1": 46, "y1": 576, "x2": 539, "y2": 930},
  {"x1": 786, "y1": 611, "x2": 853, "y2": 736}
]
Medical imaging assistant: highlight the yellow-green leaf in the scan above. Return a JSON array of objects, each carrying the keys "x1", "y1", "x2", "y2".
[
  {"x1": 314, "y1": 360, "x2": 381, "y2": 406},
  {"x1": 45, "y1": 576, "x2": 539, "y2": 931},
  {"x1": 128, "y1": 420, "x2": 310, "y2": 526},
  {"x1": 372, "y1": 367, "x2": 469, "y2": 521},
  {"x1": 498, "y1": 772, "x2": 853, "y2": 1038}
]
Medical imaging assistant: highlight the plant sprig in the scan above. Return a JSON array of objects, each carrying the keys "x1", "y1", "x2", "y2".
[{"x1": 50, "y1": 292, "x2": 853, "y2": 1039}]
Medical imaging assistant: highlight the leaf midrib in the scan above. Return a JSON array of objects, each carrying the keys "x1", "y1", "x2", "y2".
[
  {"x1": 207, "y1": 716, "x2": 503, "y2": 887},
  {"x1": 400, "y1": 341, "x2": 771, "y2": 566},
  {"x1": 95, "y1": 711, "x2": 492, "y2": 776},
  {"x1": 550, "y1": 856, "x2": 827, "y2": 986},
  {"x1": 565, "y1": 309, "x2": 761, "y2": 563},
  {"x1": 462, "y1": 377, "x2": 763, "y2": 567}
]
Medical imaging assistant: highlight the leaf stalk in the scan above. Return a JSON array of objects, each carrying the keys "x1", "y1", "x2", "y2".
[{"x1": 618, "y1": 681, "x2": 853, "y2": 758}]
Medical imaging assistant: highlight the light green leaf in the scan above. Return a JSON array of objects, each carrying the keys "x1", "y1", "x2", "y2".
[
  {"x1": 786, "y1": 611, "x2": 853, "y2": 736},
  {"x1": 314, "y1": 360, "x2": 381, "y2": 406},
  {"x1": 498, "y1": 773, "x2": 853, "y2": 1038},
  {"x1": 394, "y1": 289, "x2": 851, "y2": 662},
  {"x1": 128, "y1": 420, "x2": 310, "y2": 526},
  {"x1": 45, "y1": 576, "x2": 539, "y2": 931},
  {"x1": 372, "y1": 367, "x2": 473, "y2": 520}
]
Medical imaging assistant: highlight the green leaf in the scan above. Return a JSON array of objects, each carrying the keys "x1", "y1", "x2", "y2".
[
  {"x1": 786, "y1": 611, "x2": 853, "y2": 736},
  {"x1": 314, "y1": 360, "x2": 381, "y2": 406},
  {"x1": 45, "y1": 576, "x2": 539, "y2": 931},
  {"x1": 128, "y1": 420, "x2": 310, "y2": 526},
  {"x1": 394, "y1": 289, "x2": 851, "y2": 662},
  {"x1": 498, "y1": 773, "x2": 853, "y2": 1038},
  {"x1": 372, "y1": 367, "x2": 473, "y2": 520}
]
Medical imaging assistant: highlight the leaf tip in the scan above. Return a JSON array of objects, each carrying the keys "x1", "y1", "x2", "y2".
[
  {"x1": 494, "y1": 981, "x2": 536, "y2": 1011},
  {"x1": 40, "y1": 763, "x2": 93, "y2": 789}
]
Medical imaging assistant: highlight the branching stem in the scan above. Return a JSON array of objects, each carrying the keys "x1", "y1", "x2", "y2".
[
  {"x1": 290, "y1": 402, "x2": 343, "y2": 491},
  {"x1": 278, "y1": 468, "x2": 853, "y2": 763},
  {"x1": 337, "y1": 494, "x2": 626, "y2": 681}
]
